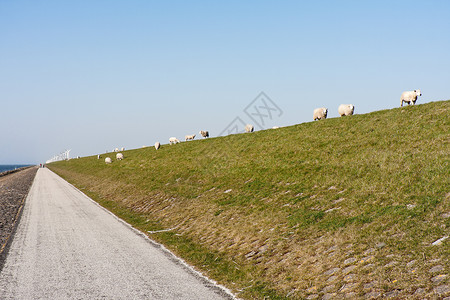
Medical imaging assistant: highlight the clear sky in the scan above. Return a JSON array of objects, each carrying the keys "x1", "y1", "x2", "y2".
[{"x1": 1, "y1": 1, "x2": 449, "y2": 164}]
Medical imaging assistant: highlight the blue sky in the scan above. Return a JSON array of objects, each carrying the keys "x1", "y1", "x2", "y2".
[{"x1": 1, "y1": 1, "x2": 449, "y2": 164}]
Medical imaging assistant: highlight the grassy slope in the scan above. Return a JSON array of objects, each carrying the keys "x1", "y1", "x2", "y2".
[{"x1": 49, "y1": 101, "x2": 449, "y2": 299}]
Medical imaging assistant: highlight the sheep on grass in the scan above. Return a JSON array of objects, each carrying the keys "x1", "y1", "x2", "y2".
[
  {"x1": 169, "y1": 137, "x2": 180, "y2": 145},
  {"x1": 185, "y1": 134, "x2": 196, "y2": 141},
  {"x1": 313, "y1": 107, "x2": 328, "y2": 120},
  {"x1": 338, "y1": 104, "x2": 355, "y2": 116},
  {"x1": 199, "y1": 130, "x2": 209, "y2": 138},
  {"x1": 400, "y1": 89, "x2": 422, "y2": 106}
]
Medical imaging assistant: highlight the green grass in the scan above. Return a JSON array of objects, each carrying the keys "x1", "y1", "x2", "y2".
[{"x1": 49, "y1": 101, "x2": 449, "y2": 299}]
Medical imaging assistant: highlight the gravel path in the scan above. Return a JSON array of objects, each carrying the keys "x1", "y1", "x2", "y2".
[
  {"x1": 0, "y1": 168, "x2": 234, "y2": 299},
  {"x1": 0, "y1": 167, "x2": 38, "y2": 270}
]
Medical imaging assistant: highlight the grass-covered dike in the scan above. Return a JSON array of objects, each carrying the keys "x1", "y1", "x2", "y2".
[{"x1": 49, "y1": 101, "x2": 449, "y2": 299}]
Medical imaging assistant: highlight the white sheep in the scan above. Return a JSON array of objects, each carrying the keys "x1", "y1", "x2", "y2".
[
  {"x1": 199, "y1": 130, "x2": 209, "y2": 138},
  {"x1": 105, "y1": 157, "x2": 112, "y2": 164},
  {"x1": 313, "y1": 107, "x2": 328, "y2": 120},
  {"x1": 400, "y1": 89, "x2": 422, "y2": 106},
  {"x1": 272, "y1": 126, "x2": 280, "y2": 129},
  {"x1": 97, "y1": 154, "x2": 101, "y2": 159},
  {"x1": 155, "y1": 142, "x2": 161, "y2": 150},
  {"x1": 121, "y1": 147, "x2": 125, "y2": 151},
  {"x1": 114, "y1": 148, "x2": 119, "y2": 152},
  {"x1": 169, "y1": 137, "x2": 180, "y2": 145},
  {"x1": 338, "y1": 104, "x2": 355, "y2": 116},
  {"x1": 116, "y1": 153, "x2": 124, "y2": 160},
  {"x1": 185, "y1": 134, "x2": 196, "y2": 141},
  {"x1": 245, "y1": 124, "x2": 254, "y2": 133}
]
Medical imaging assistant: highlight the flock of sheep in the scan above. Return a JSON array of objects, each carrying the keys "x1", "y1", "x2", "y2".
[
  {"x1": 313, "y1": 89, "x2": 422, "y2": 121},
  {"x1": 101, "y1": 130, "x2": 212, "y2": 163},
  {"x1": 102, "y1": 89, "x2": 422, "y2": 164},
  {"x1": 313, "y1": 104, "x2": 355, "y2": 121},
  {"x1": 168, "y1": 130, "x2": 210, "y2": 145},
  {"x1": 313, "y1": 90, "x2": 422, "y2": 121},
  {"x1": 101, "y1": 148, "x2": 124, "y2": 164}
]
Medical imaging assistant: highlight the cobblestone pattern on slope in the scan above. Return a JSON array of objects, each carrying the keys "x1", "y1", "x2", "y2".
[{"x1": 304, "y1": 241, "x2": 449, "y2": 299}]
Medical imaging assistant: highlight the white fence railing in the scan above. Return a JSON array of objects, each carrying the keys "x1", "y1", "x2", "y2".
[{"x1": 46, "y1": 149, "x2": 71, "y2": 164}]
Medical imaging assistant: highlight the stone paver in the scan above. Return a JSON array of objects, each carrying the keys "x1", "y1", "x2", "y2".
[
  {"x1": 340, "y1": 282, "x2": 358, "y2": 293},
  {"x1": 414, "y1": 287, "x2": 426, "y2": 295},
  {"x1": 406, "y1": 260, "x2": 416, "y2": 268},
  {"x1": 364, "y1": 291, "x2": 381, "y2": 299},
  {"x1": 363, "y1": 281, "x2": 377, "y2": 289},
  {"x1": 360, "y1": 256, "x2": 374, "y2": 263},
  {"x1": 343, "y1": 265, "x2": 356, "y2": 274},
  {"x1": 322, "y1": 285, "x2": 335, "y2": 293},
  {"x1": 431, "y1": 274, "x2": 447, "y2": 284},
  {"x1": 363, "y1": 248, "x2": 375, "y2": 255},
  {"x1": 430, "y1": 265, "x2": 444, "y2": 273},
  {"x1": 344, "y1": 274, "x2": 356, "y2": 282},
  {"x1": 326, "y1": 246, "x2": 338, "y2": 253},
  {"x1": 327, "y1": 275, "x2": 338, "y2": 283},
  {"x1": 375, "y1": 242, "x2": 385, "y2": 248},
  {"x1": 322, "y1": 293, "x2": 335, "y2": 300},
  {"x1": 343, "y1": 257, "x2": 356, "y2": 265},
  {"x1": 435, "y1": 284, "x2": 450, "y2": 295},
  {"x1": 384, "y1": 289, "x2": 401, "y2": 298},
  {"x1": 384, "y1": 261, "x2": 397, "y2": 268},
  {"x1": 345, "y1": 292, "x2": 356, "y2": 298},
  {"x1": 324, "y1": 267, "x2": 341, "y2": 276},
  {"x1": 363, "y1": 263, "x2": 375, "y2": 270}
]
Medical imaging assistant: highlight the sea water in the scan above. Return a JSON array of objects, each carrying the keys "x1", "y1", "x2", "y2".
[{"x1": 0, "y1": 165, "x2": 32, "y2": 173}]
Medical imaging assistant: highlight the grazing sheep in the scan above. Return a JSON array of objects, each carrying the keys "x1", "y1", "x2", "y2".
[
  {"x1": 121, "y1": 147, "x2": 125, "y2": 151},
  {"x1": 169, "y1": 137, "x2": 180, "y2": 145},
  {"x1": 199, "y1": 130, "x2": 209, "y2": 138},
  {"x1": 185, "y1": 134, "x2": 196, "y2": 141},
  {"x1": 155, "y1": 142, "x2": 161, "y2": 150},
  {"x1": 245, "y1": 124, "x2": 254, "y2": 133},
  {"x1": 313, "y1": 107, "x2": 328, "y2": 120},
  {"x1": 116, "y1": 153, "x2": 124, "y2": 160},
  {"x1": 400, "y1": 89, "x2": 422, "y2": 106},
  {"x1": 114, "y1": 148, "x2": 119, "y2": 152},
  {"x1": 338, "y1": 104, "x2": 355, "y2": 116},
  {"x1": 97, "y1": 155, "x2": 101, "y2": 159},
  {"x1": 105, "y1": 157, "x2": 112, "y2": 164},
  {"x1": 272, "y1": 126, "x2": 280, "y2": 129}
]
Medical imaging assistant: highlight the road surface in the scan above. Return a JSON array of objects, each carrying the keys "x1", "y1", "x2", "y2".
[{"x1": 0, "y1": 168, "x2": 234, "y2": 299}]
